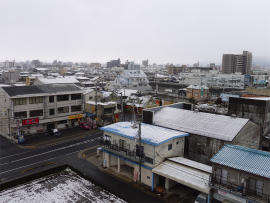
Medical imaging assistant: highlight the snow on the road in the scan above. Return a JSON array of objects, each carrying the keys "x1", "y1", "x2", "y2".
[{"x1": 0, "y1": 168, "x2": 126, "y2": 203}]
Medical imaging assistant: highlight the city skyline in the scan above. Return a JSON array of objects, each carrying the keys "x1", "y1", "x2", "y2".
[{"x1": 0, "y1": 0, "x2": 269, "y2": 64}]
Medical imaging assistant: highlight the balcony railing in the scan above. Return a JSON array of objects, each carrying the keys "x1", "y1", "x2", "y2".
[
  {"x1": 100, "y1": 140, "x2": 145, "y2": 163},
  {"x1": 210, "y1": 174, "x2": 270, "y2": 203}
]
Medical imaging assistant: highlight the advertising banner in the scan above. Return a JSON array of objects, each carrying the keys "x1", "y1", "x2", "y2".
[
  {"x1": 22, "y1": 118, "x2": 39, "y2": 125},
  {"x1": 18, "y1": 134, "x2": 25, "y2": 143},
  {"x1": 68, "y1": 114, "x2": 82, "y2": 120}
]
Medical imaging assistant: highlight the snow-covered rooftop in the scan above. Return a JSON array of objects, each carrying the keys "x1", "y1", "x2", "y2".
[
  {"x1": 100, "y1": 91, "x2": 111, "y2": 98},
  {"x1": 117, "y1": 76, "x2": 130, "y2": 85},
  {"x1": 152, "y1": 107, "x2": 249, "y2": 141},
  {"x1": 76, "y1": 77, "x2": 89, "y2": 80},
  {"x1": 1, "y1": 168, "x2": 126, "y2": 203},
  {"x1": 35, "y1": 68, "x2": 47, "y2": 71},
  {"x1": 152, "y1": 160, "x2": 211, "y2": 194},
  {"x1": 37, "y1": 77, "x2": 79, "y2": 84},
  {"x1": 168, "y1": 157, "x2": 212, "y2": 173},
  {"x1": 86, "y1": 101, "x2": 116, "y2": 106},
  {"x1": 118, "y1": 89, "x2": 138, "y2": 97},
  {"x1": 30, "y1": 74, "x2": 44, "y2": 77},
  {"x1": 126, "y1": 95, "x2": 156, "y2": 108},
  {"x1": 101, "y1": 122, "x2": 188, "y2": 146},
  {"x1": 124, "y1": 70, "x2": 147, "y2": 78},
  {"x1": 244, "y1": 97, "x2": 270, "y2": 101}
]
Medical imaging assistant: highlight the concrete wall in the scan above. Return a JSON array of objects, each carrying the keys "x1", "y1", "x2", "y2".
[
  {"x1": 186, "y1": 134, "x2": 227, "y2": 165},
  {"x1": 228, "y1": 97, "x2": 269, "y2": 150},
  {"x1": 186, "y1": 121, "x2": 261, "y2": 165},
  {"x1": 233, "y1": 121, "x2": 261, "y2": 149},
  {"x1": 134, "y1": 165, "x2": 152, "y2": 187},
  {"x1": 155, "y1": 137, "x2": 185, "y2": 166}
]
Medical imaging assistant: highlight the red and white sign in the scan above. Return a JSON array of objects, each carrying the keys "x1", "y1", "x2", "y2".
[{"x1": 22, "y1": 118, "x2": 39, "y2": 126}]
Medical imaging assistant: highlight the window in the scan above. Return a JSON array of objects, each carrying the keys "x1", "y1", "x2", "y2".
[
  {"x1": 249, "y1": 178, "x2": 263, "y2": 196},
  {"x1": 119, "y1": 139, "x2": 125, "y2": 149},
  {"x1": 176, "y1": 141, "x2": 179, "y2": 145},
  {"x1": 89, "y1": 96, "x2": 93, "y2": 100},
  {"x1": 50, "y1": 109, "x2": 55, "y2": 115},
  {"x1": 145, "y1": 156, "x2": 154, "y2": 164},
  {"x1": 104, "y1": 107, "x2": 115, "y2": 114},
  {"x1": 14, "y1": 111, "x2": 27, "y2": 118},
  {"x1": 13, "y1": 98, "x2": 26, "y2": 105},
  {"x1": 58, "y1": 120, "x2": 67, "y2": 124},
  {"x1": 58, "y1": 106, "x2": 69, "y2": 114},
  {"x1": 30, "y1": 109, "x2": 43, "y2": 117},
  {"x1": 215, "y1": 168, "x2": 227, "y2": 185},
  {"x1": 49, "y1": 96, "x2": 54, "y2": 103},
  {"x1": 168, "y1": 144, "x2": 172, "y2": 151},
  {"x1": 57, "y1": 94, "x2": 69, "y2": 102},
  {"x1": 29, "y1": 97, "x2": 43, "y2": 104},
  {"x1": 71, "y1": 105, "x2": 81, "y2": 112},
  {"x1": 71, "y1": 94, "x2": 81, "y2": 100}
]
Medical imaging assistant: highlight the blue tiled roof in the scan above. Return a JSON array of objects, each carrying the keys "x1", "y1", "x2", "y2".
[{"x1": 210, "y1": 144, "x2": 270, "y2": 178}]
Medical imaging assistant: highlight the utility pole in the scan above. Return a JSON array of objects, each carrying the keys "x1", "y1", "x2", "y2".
[
  {"x1": 138, "y1": 121, "x2": 142, "y2": 184},
  {"x1": 7, "y1": 108, "x2": 10, "y2": 137},
  {"x1": 120, "y1": 92, "x2": 124, "y2": 122}
]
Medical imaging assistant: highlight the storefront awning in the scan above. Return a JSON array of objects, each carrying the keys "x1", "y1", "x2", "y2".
[{"x1": 152, "y1": 160, "x2": 211, "y2": 194}]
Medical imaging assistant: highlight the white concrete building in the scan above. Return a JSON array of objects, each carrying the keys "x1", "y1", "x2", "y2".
[
  {"x1": 202, "y1": 73, "x2": 245, "y2": 88},
  {"x1": 99, "y1": 122, "x2": 188, "y2": 188},
  {"x1": 110, "y1": 70, "x2": 152, "y2": 93},
  {"x1": 0, "y1": 84, "x2": 85, "y2": 141}
]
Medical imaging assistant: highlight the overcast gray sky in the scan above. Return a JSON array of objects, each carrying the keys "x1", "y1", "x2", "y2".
[{"x1": 0, "y1": 0, "x2": 269, "y2": 65}]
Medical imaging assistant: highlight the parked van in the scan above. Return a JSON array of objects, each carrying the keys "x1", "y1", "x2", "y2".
[{"x1": 195, "y1": 193, "x2": 208, "y2": 203}]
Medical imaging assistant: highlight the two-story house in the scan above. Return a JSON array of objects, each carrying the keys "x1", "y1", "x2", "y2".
[
  {"x1": 0, "y1": 84, "x2": 85, "y2": 141},
  {"x1": 210, "y1": 144, "x2": 270, "y2": 203},
  {"x1": 99, "y1": 122, "x2": 188, "y2": 188}
]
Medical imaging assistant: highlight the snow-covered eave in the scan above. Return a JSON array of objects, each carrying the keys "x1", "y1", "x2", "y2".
[
  {"x1": 100, "y1": 126, "x2": 189, "y2": 147},
  {"x1": 8, "y1": 90, "x2": 83, "y2": 98}
]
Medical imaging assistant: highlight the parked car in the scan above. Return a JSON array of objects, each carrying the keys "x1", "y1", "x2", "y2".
[
  {"x1": 48, "y1": 128, "x2": 61, "y2": 137},
  {"x1": 79, "y1": 123, "x2": 91, "y2": 130},
  {"x1": 194, "y1": 193, "x2": 208, "y2": 203}
]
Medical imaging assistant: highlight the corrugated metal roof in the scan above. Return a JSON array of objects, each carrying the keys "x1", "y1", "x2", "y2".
[
  {"x1": 153, "y1": 107, "x2": 249, "y2": 141},
  {"x1": 2, "y1": 84, "x2": 82, "y2": 97},
  {"x1": 210, "y1": 144, "x2": 270, "y2": 179}
]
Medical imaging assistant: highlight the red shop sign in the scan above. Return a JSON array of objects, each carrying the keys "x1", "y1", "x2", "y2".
[{"x1": 22, "y1": 118, "x2": 39, "y2": 126}]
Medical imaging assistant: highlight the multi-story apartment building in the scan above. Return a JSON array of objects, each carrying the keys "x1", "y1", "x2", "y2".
[
  {"x1": 222, "y1": 51, "x2": 252, "y2": 75},
  {"x1": 142, "y1": 59, "x2": 148, "y2": 67},
  {"x1": 201, "y1": 73, "x2": 246, "y2": 89},
  {"x1": 3, "y1": 60, "x2": 15, "y2": 68},
  {"x1": 0, "y1": 84, "x2": 85, "y2": 141},
  {"x1": 107, "y1": 58, "x2": 121, "y2": 69}
]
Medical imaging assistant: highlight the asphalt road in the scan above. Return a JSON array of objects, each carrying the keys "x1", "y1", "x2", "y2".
[
  {"x1": 0, "y1": 128, "x2": 102, "y2": 181},
  {"x1": 0, "y1": 127, "x2": 164, "y2": 203}
]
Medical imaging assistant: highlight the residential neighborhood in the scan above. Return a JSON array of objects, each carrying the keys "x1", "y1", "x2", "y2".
[{"x1": 0, "y1": 1, "x2": 270, "y2": 202}]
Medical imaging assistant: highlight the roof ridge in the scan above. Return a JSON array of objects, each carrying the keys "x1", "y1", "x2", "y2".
[{"x1": 226, "y1": 144, "x2": 270, "y2": 157}]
